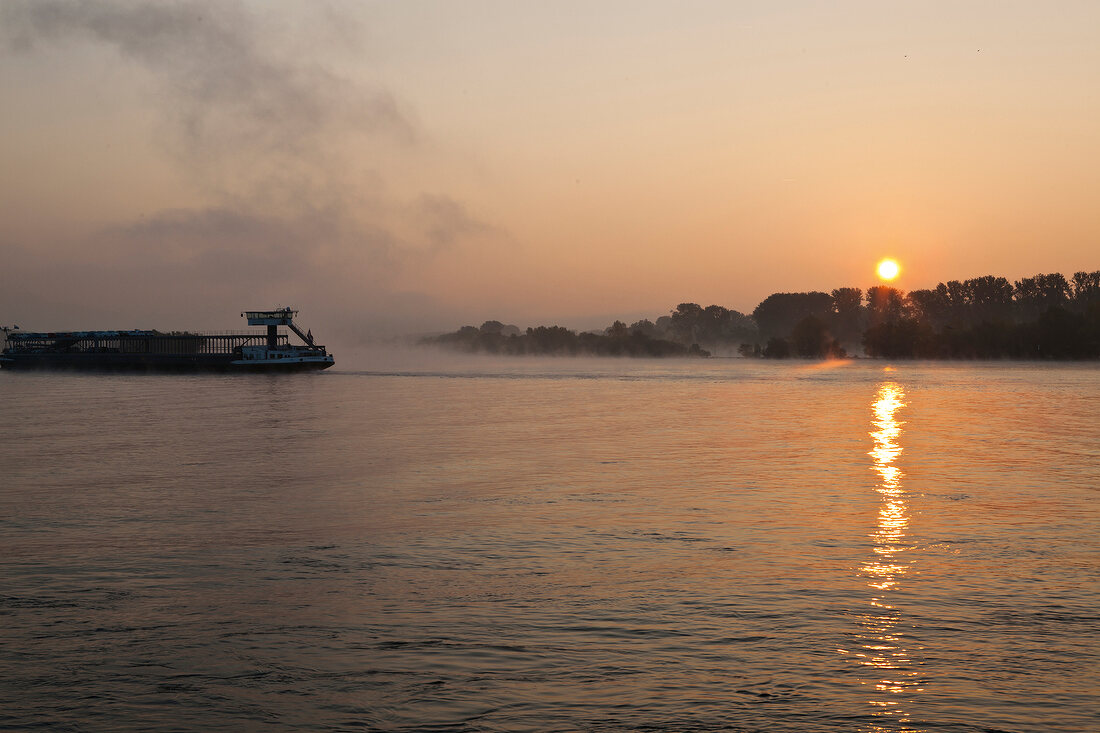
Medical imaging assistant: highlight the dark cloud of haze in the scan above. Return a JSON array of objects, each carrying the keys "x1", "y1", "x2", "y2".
[
  {"x1": 0, "y1": 0, "x2": 492, "y2": 341},
  {"x1": 7, "y1": 1, "x2": 415, "y2": 150}
]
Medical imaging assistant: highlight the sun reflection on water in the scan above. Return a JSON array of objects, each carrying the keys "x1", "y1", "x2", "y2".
[{"x1": 848, "y1": 381, "x2": 925, "y2": 731}]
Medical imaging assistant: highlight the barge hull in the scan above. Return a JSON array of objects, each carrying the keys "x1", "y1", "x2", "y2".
[
  {"x1": 1, "y1": 308, "x2": 335, "y2": 373},
  {"x1": 0, "y1": 353, "x2": 332, "y2": 372}
]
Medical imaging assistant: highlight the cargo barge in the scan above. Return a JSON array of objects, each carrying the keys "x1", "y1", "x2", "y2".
[{"x1": 0, "y1": 308, "x2": 334, "y2": 372}]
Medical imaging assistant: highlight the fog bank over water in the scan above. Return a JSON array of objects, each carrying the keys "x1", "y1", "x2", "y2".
[{"x1": 324, "y1": 344, "x2": 671, "y2": 376}]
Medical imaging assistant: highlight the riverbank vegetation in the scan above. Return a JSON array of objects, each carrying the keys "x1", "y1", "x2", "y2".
[
  {"x1": 422, "y1": 271, "x2": 1100, "y2": 359},
  {"x1": 427, "y1": 320, "x2": 709, "y2": 357}
]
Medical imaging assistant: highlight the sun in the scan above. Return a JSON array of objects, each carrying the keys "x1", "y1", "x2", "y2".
[{"x1": 876, "y1": 258, "x2": 900, "y2": 281}]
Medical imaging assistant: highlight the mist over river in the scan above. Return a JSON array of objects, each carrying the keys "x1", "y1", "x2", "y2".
[{"x1": 2, "y1": 355, "x2": 1097, "y2": 732}]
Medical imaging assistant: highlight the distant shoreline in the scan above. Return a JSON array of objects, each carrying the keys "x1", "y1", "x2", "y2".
[
  {"x1": 416, "y1": 346, "x2": 1099, "y2": 363},
  {"x1": 424, "y1": 269, "x2": 1100, "y2": 361}
]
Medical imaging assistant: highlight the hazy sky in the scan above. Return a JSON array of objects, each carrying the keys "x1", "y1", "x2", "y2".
[{"x1": 2, "y1": 1, "x2": 1098, "y2": 338}]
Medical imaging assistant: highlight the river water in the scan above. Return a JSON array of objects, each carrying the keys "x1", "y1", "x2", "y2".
[{"x1": 2, "y1": 354, "x2": 1097, "y2": 732}]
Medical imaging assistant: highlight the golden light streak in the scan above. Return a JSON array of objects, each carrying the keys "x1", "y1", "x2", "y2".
[{"x1": 845, "y1": 382, "x2": 926, "y2": 729}]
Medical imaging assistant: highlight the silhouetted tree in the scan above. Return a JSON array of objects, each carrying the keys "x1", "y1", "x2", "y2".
[
  {"x1": 1034, "y1": 306, "x2": 1088, "y2": 358},
  {"x1": 762, "y1": 337, "x2": 791, "y2": 358},
  {"x1": 863, "y1": 318, "x2": 934, "y2": 358},
  {"x1": 752, "y1": 292, "x2": 833, "y2": 340},
  {"x1": 908, "y1": 288, "x2": 951, "y2": 329},
  {"x1": 965, "y1": 275, "x2": 1014, "y2": 323},
  {"x1": 664, "y1": 302, "x2": 755, "y2": 349},
  {"x1": 700, "y1": 304, "x2": 731, "y2": 343},
  {"x1": 423, "y1": 318, "x2": 706, "y2": 357},
  {"x1": 629, "y1": 319, "x2": 659, "y2": 338},
  {"x1": 701, "y1": 305, "x2": 756, "y2": 345},
  {"x1": 1015, "y1": 273, "x2": 1071, "y2": 320},
  {"x1": 829, "y1": 287, "x2": 864, "y2": 345},
  {"x1": 526, "y1": 326, "x2": 578, "y2": 354},
  {"x1": 1071, "y1": 271, "x2": 1100, "y2": 309},
  {"x1": 866, "y1": 286, "x2": 907, "y2": 326},
  {"x1": 670, "y1": 303, "x2": 705, "y2": 343},
  {"x1": 791, "y1": 315, "x2": 829, "y2": 357}
]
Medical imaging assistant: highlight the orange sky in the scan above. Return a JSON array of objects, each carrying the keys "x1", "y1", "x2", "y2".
[{"x1": 1, "y1": 1, "x2": 1098, "y2": 338}]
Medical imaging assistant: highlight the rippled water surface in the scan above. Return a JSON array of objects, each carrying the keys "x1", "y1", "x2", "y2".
[{"x1": 2, "y1": 356, "x2": 1098, "y2": 732}]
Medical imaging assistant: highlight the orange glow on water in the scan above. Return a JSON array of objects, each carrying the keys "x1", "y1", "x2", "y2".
[{"x1": 843, "y1": 382, "x2": 925, "y2": 727}]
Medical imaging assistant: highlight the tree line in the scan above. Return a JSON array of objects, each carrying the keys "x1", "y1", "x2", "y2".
[
  {"x1": 423, "y1": 270, "x2": 1100, "y2": 359},
  {"x1": 424, "y1": 319, "x2": 709, "y2": 357}
]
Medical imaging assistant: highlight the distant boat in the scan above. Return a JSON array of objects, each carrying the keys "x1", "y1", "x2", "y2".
[{"x1": 0, "y1": 308, "x2": 334, "y2": 372}]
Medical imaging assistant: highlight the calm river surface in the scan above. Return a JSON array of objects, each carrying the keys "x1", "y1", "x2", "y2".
[{"x1": 2, "y1": 355, "x2": 1098, "y2": 732}]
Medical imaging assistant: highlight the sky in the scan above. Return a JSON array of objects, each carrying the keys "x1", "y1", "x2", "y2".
[{"x1": 1, "y1": 1, "x2": 1098, "y2": 340}]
